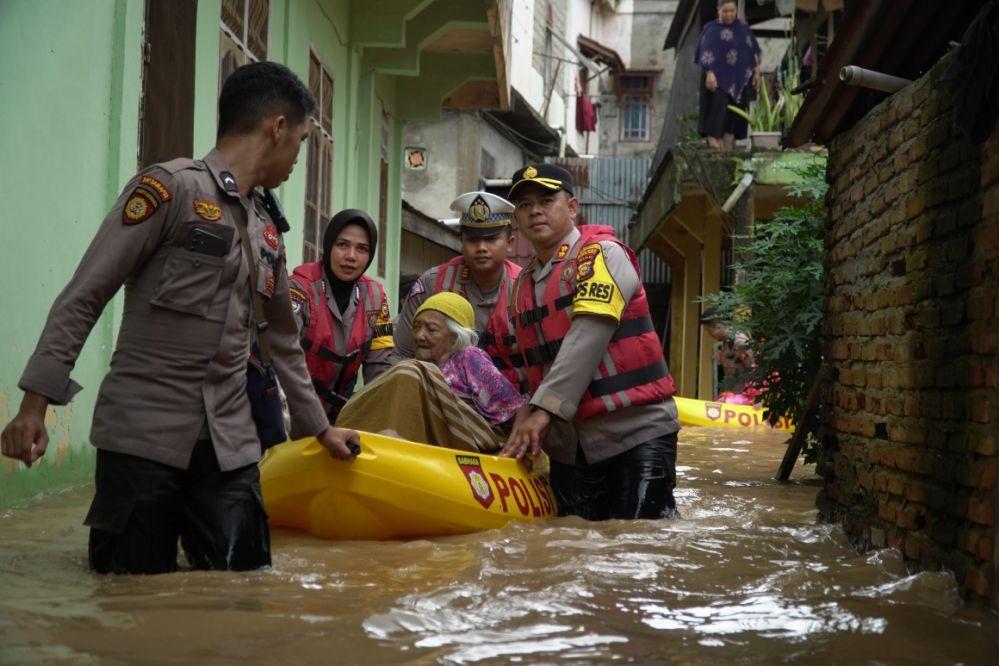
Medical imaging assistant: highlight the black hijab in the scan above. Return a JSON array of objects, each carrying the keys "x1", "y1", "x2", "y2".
[{"x1": 322, "y1": 209, "x2": 378, "y2": 314}]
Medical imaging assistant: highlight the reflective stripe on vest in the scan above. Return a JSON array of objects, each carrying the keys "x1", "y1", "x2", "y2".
[{"x1": 511, "y1": 225, "x2": 676, "y2": 420}]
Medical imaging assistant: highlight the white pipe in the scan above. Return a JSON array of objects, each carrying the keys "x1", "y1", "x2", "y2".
[
  {"x1": 482, "y1": 178, "x2": 512, "y2": 188},
  {"x1": 839, "y1": 66, "x2": 912, "y2": 94},
  {"x1": 721, "y1": 172, "x2": 754, "y2": 213}
]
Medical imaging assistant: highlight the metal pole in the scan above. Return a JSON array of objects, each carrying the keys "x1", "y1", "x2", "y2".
[{"x1": 839, "y1": 66, "x2": 912, "y2": 94}]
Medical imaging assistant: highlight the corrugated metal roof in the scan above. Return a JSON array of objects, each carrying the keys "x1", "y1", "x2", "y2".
[{"x1": 551, "y1": 157, "x2": 671, "y2": 284}]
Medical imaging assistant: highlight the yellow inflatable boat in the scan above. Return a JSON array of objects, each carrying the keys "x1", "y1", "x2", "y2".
[
  {"x1": 674, "y1": 396, "x2": 795, "y2": 431},
  {"x1": 259, "y1": 431, "x2": 556, "y2": 540}
]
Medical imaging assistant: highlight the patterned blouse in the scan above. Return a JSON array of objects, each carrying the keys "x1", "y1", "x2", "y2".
[
  {"x1": 439, "y1": 346, "x2": 524, "y2": 425},
  {"x1": 695, "y1": 18, "x2": 761, "y2": 101}
]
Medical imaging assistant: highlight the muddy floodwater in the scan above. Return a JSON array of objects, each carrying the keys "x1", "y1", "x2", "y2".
[{"x1": 2, "y1": 427, "x2": 998, "y2": 665}]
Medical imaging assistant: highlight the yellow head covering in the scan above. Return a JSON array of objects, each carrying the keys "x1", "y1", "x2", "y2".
[{"x1": 414, "y1": 292, "x2": 475, "y2": 330}]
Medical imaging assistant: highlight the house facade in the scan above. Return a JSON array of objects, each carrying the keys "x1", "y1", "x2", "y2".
[{"x1": 0, "y1": 0, "x2": 513, "y2": 506}]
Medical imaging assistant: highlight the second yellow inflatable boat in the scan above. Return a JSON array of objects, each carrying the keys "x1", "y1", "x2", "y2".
[
  {"x1": 674, "y1": 396, "x2": 795, "y2": 431},
  {"x1": 260, "y1": 431, "x2": 556, "y2": 541}
]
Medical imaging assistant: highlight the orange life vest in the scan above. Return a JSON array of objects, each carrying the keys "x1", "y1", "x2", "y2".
[
  {"x1": 511, "y1": 225, "x2": 676, "y2": 420},
  {"x1": 290, "y1": 262, "x2": 389, "y2": 417}
]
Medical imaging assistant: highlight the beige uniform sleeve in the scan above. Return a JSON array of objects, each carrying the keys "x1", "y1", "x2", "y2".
[
  {"x1": 264, "y1": 252, "x2": 330, "y2": 437},
  {"x1": 19, "y1": 168, "x2": 175, "y2": 405},
  {"x1": 529, "y1": 241, "x2": 640, "y2": 421},
  {"x1": 393, "y1": 269, "x2": 434, "y2": 358}
]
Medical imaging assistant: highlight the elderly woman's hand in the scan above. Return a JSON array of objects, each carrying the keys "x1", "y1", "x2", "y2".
[
  {"x1": 705, "y1": 71, "x2": 718, "y2": 92},
  {"x1": 500, "y1": 404, "x2": 549, "y2": 460}
]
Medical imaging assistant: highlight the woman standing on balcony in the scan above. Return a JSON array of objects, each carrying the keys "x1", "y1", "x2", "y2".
[{"x1": 696, "y1": 0, "x2": 762, "y2": 151}]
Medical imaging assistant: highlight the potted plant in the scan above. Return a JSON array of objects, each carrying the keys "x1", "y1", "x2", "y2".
[
  {"x1": 728, "y1": 65, "x2": 804, "y2": 151},
  {"x1": 728, "y1": 81, "x2": 783, "y2": 150}
]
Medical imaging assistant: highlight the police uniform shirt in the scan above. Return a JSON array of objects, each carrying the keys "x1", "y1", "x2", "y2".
[
  {"x1": 525, "y1": 227, "x2": 680, "y2": 466},
  {"x1": 18, "y1": 149, "x2": 329, "y2": 471},
  {"x1": 290, "y1": 279, "x2": 397, "y2": 385},
  {"x1": 394, "y1": 264, "x2": 504, "y2": 358}
]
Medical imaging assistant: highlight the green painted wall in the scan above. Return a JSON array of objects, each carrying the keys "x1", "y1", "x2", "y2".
[
  {"x1": 0, "y1": 0, "x2": 144, "y2": 506},
  {"x1": 0, "y1": 0, "x2": 408, "y2": 506}
]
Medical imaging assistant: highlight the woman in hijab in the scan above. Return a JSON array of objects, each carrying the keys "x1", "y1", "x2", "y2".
[
  {"x1": 336, "y1": 292, "x2": 525, "y2": 453},
  {"x1": 288, "y1": 209, "x2": 397, "y2": 423},
  {"x1": 696, "y1": 0, "x2": 762, "y2": 151}
]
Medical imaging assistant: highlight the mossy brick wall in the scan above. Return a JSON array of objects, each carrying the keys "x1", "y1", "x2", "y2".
[{"x1": 816, "y1": 56, "x2": 999, "y2": 607}]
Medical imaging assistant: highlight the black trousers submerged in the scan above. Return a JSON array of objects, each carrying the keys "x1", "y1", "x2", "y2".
[
  {"x1": 549, "y1": 431, "x2": 679, "y2": 521},
  {"x1": 84, "y1": 439, "x2": 270, "y2": 574}
]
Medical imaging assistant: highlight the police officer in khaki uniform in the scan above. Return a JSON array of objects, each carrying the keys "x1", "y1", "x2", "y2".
[
  {"x1": 500, "y1": 164, "x2": 681, "y2": 520},
  {"x1": 394, "y1": 192, "x2": 523, "y2": 385},
  {"x1": 0, "y1": 62, "x2": 358, "y2": 574}
]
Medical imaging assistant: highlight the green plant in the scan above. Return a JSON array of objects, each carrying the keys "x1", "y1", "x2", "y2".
[
  {"x1": 702, "y1": 156, "x2": 827, "y2": 460},
  {"x1": 728, "y1": 80, "x2": 784, "y2": 132},
  {"x1": 727, "y1": 55, "x2": 804, "y2": 133},
  {"x1": 678, "y1": 110, "x2": 701, "y2": 145}
]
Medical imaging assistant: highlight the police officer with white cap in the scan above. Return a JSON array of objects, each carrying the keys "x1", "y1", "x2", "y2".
[{"x1": 394, "y1": 191, "x2": 525, "y2": 390}]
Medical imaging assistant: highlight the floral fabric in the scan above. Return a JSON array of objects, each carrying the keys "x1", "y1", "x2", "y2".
[
  {"x1": 695, "y1": 18, "x2": 761, "y2": 101},
  {"x1": 439, "y1": 346, "x2": 524, "y2": 425}
]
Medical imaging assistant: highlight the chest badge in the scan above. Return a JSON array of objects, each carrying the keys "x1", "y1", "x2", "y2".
[
  {"x1": 194, "y1": 200, "x2": 222, "y2": 222},
  {"x1": 262, "y1": 223, "x2": 280, "y2": 249}
]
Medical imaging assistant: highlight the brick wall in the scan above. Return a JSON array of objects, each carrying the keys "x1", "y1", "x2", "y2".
[{"x1": 817, "y1": 56, "x2": 999, "y2": 607}]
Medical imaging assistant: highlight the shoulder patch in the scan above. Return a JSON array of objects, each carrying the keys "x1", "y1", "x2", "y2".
[
  {"x1": 575, "y1": 243, "x2": 602, "y2": 282},
  {"x1": 123, "y1": 190, "x2": 157, "y2": 225},
  {"x1": 376, "y1": 300, "x2": 392, "y2": 323},
  {"x1": 139, "y1": 175, "x2": 172, "y2": 202},
  {"x1": 289, "y1": 286, "x2": 307, "y2": 315}
]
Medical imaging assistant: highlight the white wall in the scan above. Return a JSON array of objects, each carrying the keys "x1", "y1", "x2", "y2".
[
  {"x1": 401, "y1": 113, "x2": 463, "y2": 218},
  {"x1": 480, "y1": 120, "x2": 529, "y2": 183},
  {"x1": 593, "y1": 0, "x2": 678, "y2": 158},
  {"x1": 401, "y1": 111, "x2": 527, "y2": 215}
]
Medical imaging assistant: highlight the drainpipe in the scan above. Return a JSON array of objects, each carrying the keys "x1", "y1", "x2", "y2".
[
  {"x1": 839, "y1": 66, "x2": 912, "y2": 94},
  {"x1": 722, "y1": 171, "x2": 754, "y2": 213}
]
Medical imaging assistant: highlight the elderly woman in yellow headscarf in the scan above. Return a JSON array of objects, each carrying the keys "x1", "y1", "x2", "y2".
[{"x1": 336, "y1": 292, "x2": 525, "y2": 452}]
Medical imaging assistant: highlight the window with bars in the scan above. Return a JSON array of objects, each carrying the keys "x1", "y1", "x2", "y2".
[
  {"x1": 303, "y1": 51, "x2": 335, "y2": 264},
  {"x1": 618, "y1": 73, "x2": 654, "y2": 142},
  {"x1": 219, "y1": 0, "x2": 269, "y2": 87}
]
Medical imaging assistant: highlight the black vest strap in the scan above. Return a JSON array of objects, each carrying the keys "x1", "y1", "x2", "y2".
[
  {"x1": 518, "y1": 304, "x2": 548, "y2": 326},
  {"x1": 316, "y1": 346, "x2": 360, "y2": 365},
  {"x1": 479, "y1": 330, "x2": 517, "y2": 347},
  {"x1": 517, "y1": 291, "x2": 574, "y2": 325},
  {"x1": 588, "y1": 359, "x2": 669, "y2": 398},
  {"x1": 610, "y1": 315, "x2": 656, "y2": 342},
  {"x1": 519, "y1": 314, "x2": 656, "y2": 369},
  {"x1": 312, "y1": 378, "x2": 346, "y2": 407}
]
